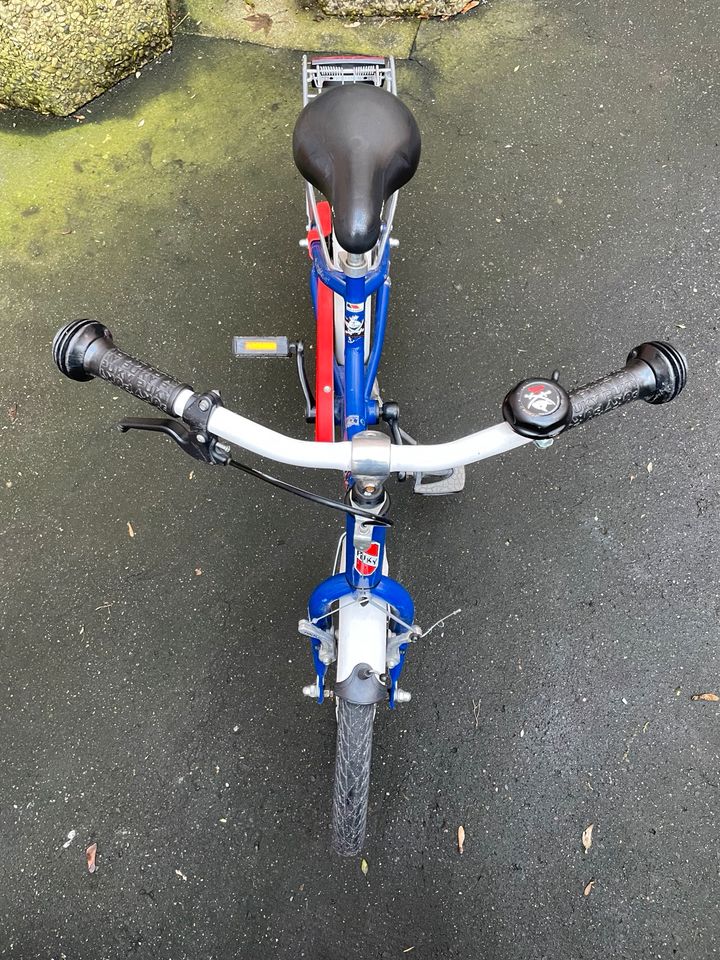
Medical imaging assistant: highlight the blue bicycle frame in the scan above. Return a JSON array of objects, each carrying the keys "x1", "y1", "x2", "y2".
[{"x1": 306, "y1": 236, "x2": 415, "y2": 709}]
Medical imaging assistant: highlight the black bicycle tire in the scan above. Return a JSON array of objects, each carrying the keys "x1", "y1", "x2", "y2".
[{"x1": 331, "y1": 698, "x2": 375, "y2": 856}]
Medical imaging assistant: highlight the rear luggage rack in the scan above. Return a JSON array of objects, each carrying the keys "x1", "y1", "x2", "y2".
[
  {"x1": 300, "y1": 53, "x2": 399, "y2": 267},
  {"x1": 302, "y1": 55, "x2": 396, "y2": 104}
]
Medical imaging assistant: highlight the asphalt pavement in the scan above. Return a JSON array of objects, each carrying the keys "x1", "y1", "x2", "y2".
[{"x1": 1, "y1": 1, "x2": 719, "y2": 957}]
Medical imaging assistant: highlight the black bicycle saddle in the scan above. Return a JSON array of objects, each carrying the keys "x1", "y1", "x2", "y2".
[{"x1": 292, "y1": 84, "x2": 421, "y2": 255}]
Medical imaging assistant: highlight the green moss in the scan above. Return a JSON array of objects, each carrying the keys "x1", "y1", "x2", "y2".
[
  {"x1": 413, "y1": 0, "x2": 546, "y2": 74},
  {"x1": 0, "y1": 37, "x2": 295, "y2": 267}
]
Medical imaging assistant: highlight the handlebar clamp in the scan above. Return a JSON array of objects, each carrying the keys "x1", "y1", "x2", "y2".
[{"x1": 182, "y1": 390, "x2": 231, "y2": 464}]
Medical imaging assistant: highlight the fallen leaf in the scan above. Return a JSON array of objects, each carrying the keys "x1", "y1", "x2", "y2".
[
  {"x1": 245, "y1": 12, "x2": 272, "y2": 33},
  {"x1": 582, "y1": 823, "x2": 594, "y2": 852},
  {"x1": 86, "y1": 842, "x2": 97, "y2": 873},
  {"x1": 8, "y1": 402, "x2": 17, "y2": 422},
  {"x1": 583, "y1": 879, "x2": 596, "y2": 897},
  {"x1": 194, "y1": 568, "x2": 203, "y2": 576},
  {"x1": 360, "y1": 858, "x2": 369, "y2": 876},
  {"x1": 459, "y1": 0, "x2": 480, "y2": 11},
  {"x1": 127, "y1": 521, "x2": 135, "y2": 538},
  {"x1": 691, "y1": 692, "x2": 720, "y2": 702},
  {"x1": 457, "y1": 824, "x2": 466, "y2": 854}
]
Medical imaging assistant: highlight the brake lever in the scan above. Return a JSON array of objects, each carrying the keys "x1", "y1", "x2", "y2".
[
  {"x1": 118, "y1": 402, "x2": 391, "y2": 526},
  {"x1": 117, "y1": 417, "x2": 230, "y2": 464}
]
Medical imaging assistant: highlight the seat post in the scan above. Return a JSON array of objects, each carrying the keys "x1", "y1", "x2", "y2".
[{"x1": 341, "y1": 252, "x2": 367, "y2": 277}]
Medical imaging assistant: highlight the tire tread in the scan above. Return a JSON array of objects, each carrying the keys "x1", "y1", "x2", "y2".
[{"x1": 331, "y1": 699, "x2": 375, "y2": 856}]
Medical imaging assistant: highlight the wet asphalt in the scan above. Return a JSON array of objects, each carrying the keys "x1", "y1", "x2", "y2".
[{"x1": 1, "y1": 0, "x2": 719, "y2": 957}]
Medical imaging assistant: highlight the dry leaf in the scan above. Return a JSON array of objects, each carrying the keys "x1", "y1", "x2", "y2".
[
  {"x1": 245, "y1": 12, "x2": 272, "y2": 33},
  {"x1": 459, "y1": 0, "x2": 480, "y2": 11},
  {"x1": 691, "y1": 692, "x2": 720, "y2": 702},
  {"x1": 583, "y1": 879, "x2": 595, "y2": 897},
  {"x1": 360, "y1": 858, "x2": 369, "y2": 876},
  {"x1": 7, "y1": 402, "x2": 17, "y2": 423},
  {"x1": 86, "y1": 842, "x2": 97, "y2": 873},
  {"x1": 457, "y1": 825, "x2": 466, "y2": 854},
  {"x1": 582, "y1": 823, "x2": 594, "y2": 852},
  {"x1": 127, "y1": 521, "x2": 135, "y2": 538}
]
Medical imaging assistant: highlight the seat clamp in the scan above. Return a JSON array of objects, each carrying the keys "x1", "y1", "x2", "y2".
[{"x1": 339, "y1": 251, "x2": 367, "y2": 277}]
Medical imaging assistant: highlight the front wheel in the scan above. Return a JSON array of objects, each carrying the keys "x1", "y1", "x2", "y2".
[{"x1": 331, "y1": 698, "x2": 375, "y2": 856}]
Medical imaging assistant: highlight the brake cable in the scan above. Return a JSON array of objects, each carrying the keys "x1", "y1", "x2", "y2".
[
  {"x1": 225, "y1": 457, "x2": 391, "y2": 526},
  {"x1": 118, "y1": 398, "x2": 392, "y2": 528}
]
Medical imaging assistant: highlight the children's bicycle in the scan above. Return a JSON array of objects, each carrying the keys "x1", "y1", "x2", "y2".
[{"x1": 52, "y1": 55, "x2": 687, "y2": 856}]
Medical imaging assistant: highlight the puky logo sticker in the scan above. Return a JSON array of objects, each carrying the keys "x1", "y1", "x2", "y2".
[{"x1": 354, "y1": 541, "x2": 380, "y2": 576}]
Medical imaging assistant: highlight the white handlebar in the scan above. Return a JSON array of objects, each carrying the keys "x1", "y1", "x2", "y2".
[{"x1": 173, "y1": 389, "x2": 532, "y2": 473}]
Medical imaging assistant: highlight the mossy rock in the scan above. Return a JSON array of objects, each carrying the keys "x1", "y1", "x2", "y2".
[
  {"x1": 316, "y1": 0, "x2": 471, "y2": 15},
  {"x1": 0, "y1": 0, "x2": 172, "y2": 116}
]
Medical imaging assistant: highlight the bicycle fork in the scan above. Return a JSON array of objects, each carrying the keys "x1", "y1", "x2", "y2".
[{"x1": 303, "y1": 505, "x2": 418, "y2": 709}]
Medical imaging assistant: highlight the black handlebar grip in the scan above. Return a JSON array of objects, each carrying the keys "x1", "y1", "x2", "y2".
[
  {"x1": 567, "y1": 341, "x2": 687, "y2": 429},
  {"x1": 53, "y1": 320, "x2": 190, "y2": 415}
]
